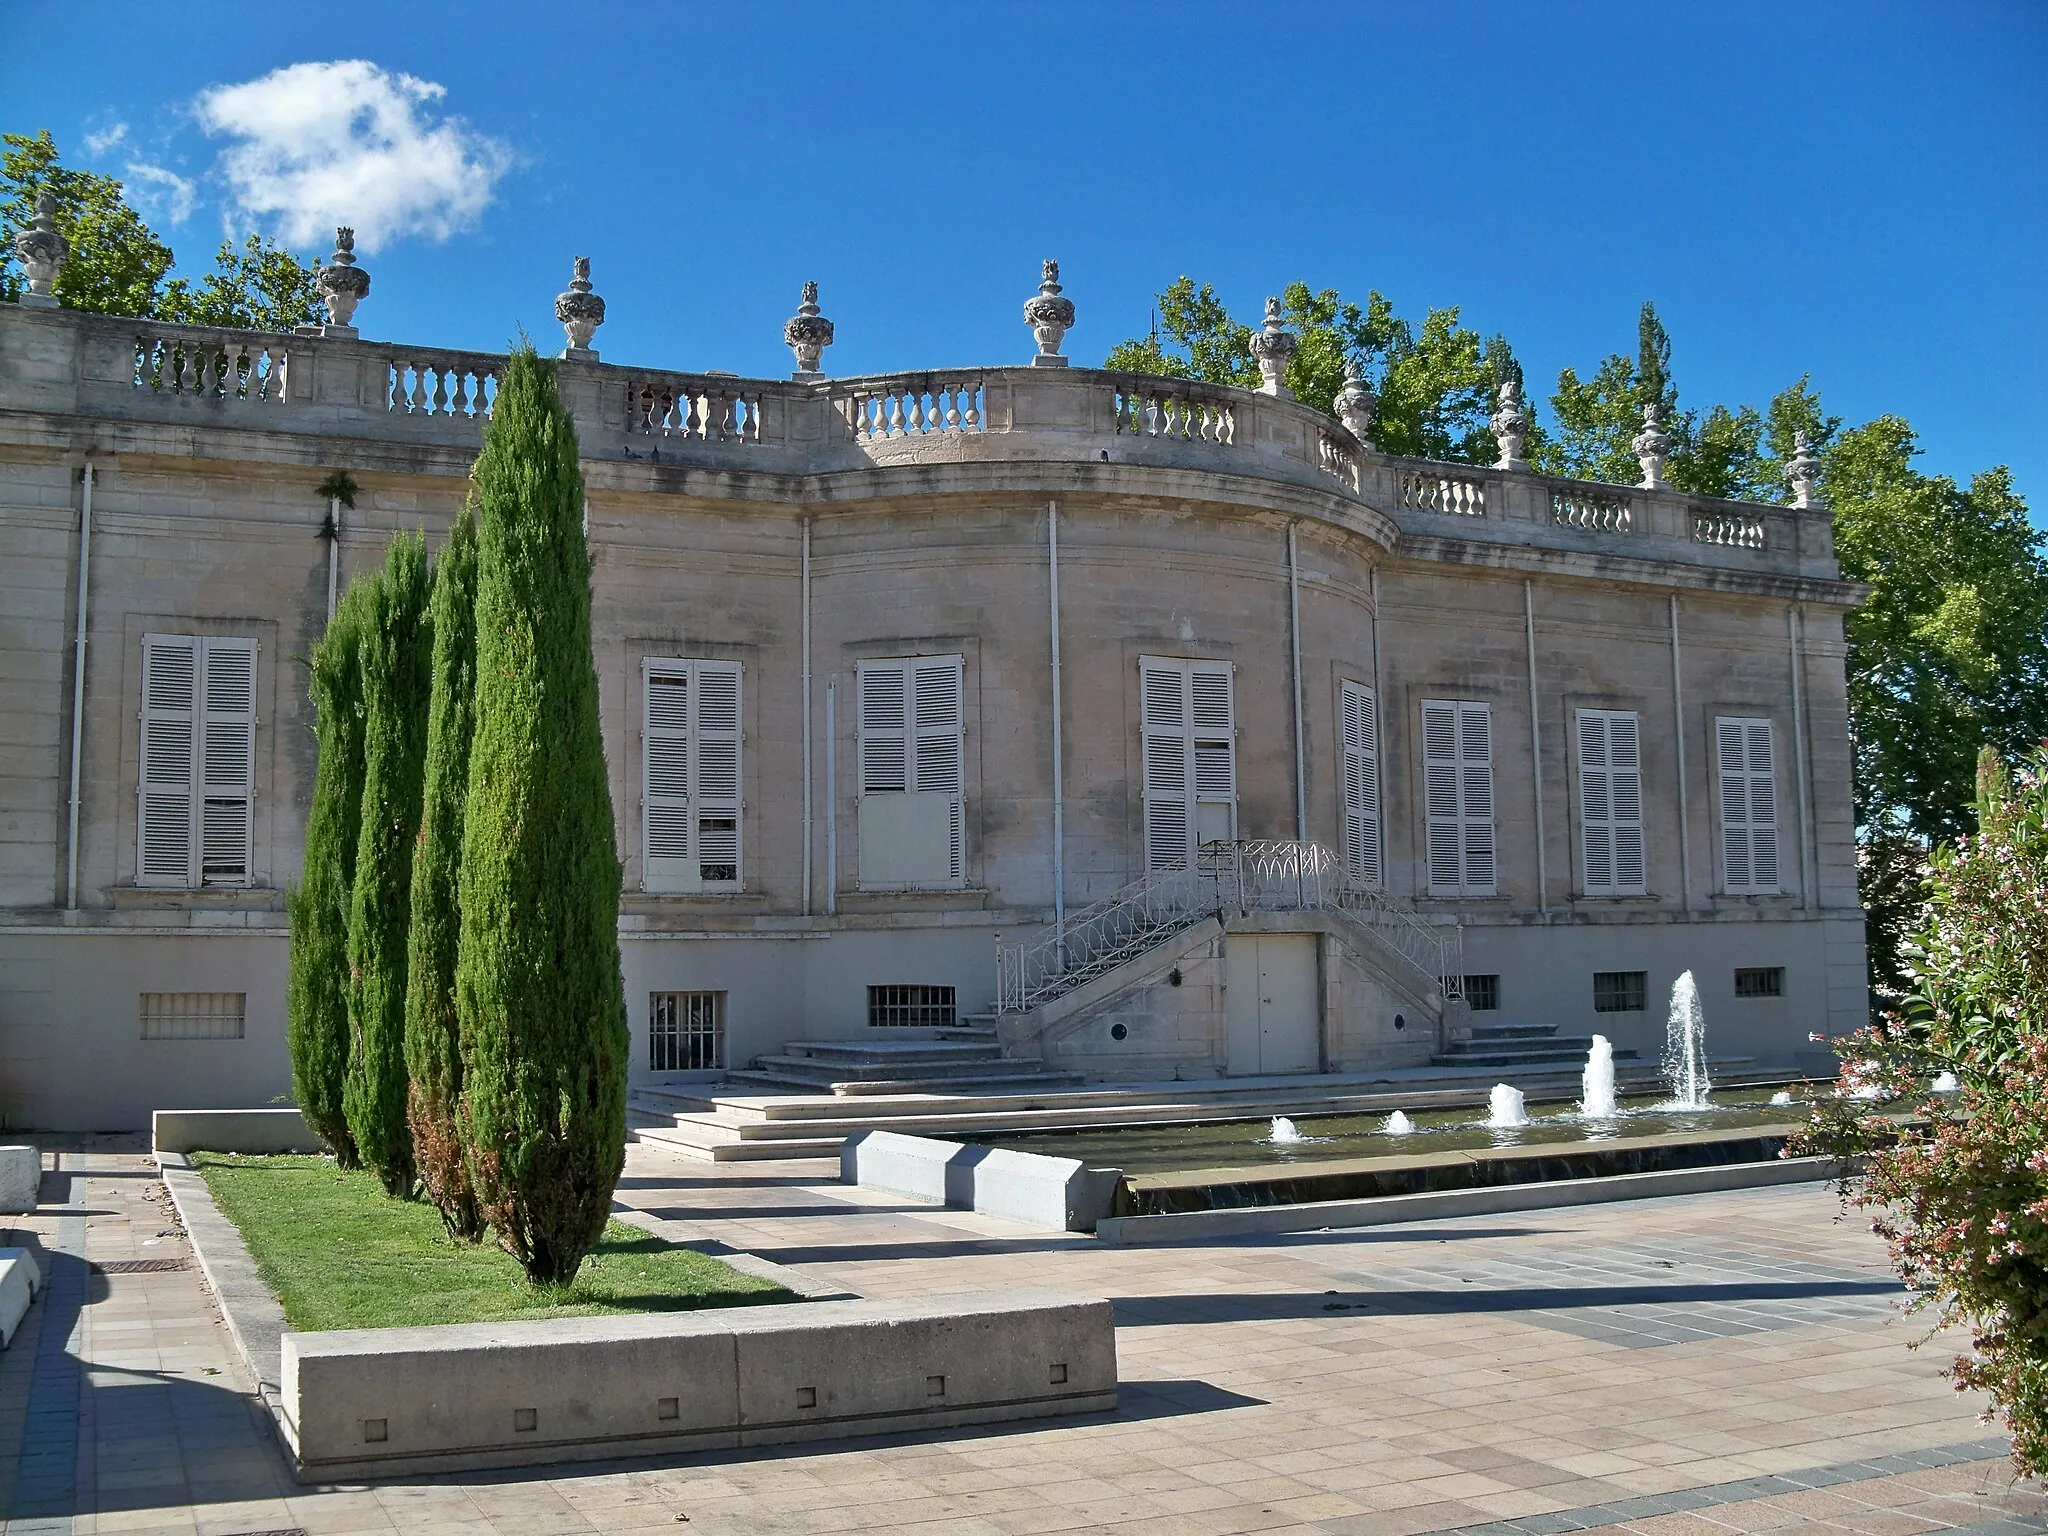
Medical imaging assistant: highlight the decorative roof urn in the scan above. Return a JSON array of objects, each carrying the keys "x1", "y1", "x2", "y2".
[
  {"x1": 1491, "y1": 375, "x2": 1530, "y2": 471},
  {"x1": 1786, "y1": 430, "x2": 1823, "y2": 509},
  {"x1": 555, "y1": 256, "x2": 606, "y2": 360},
  {"x1": 1632, "y1": 402, "x2": 1672, "y2": 490},
  {"x1": 13, "y1": 191, "x2": 69, "y2": 308},
  {"x1": 314, "y1": 227, "x2": 370, "y2": 335},
  {"x1": 1249, "y1": 296, "x2": 1297, "y2": 397},
  {"x1": 1023, "y1": 259, "x2": 1075, "y2": 366},
  {"x1": 783, "y1": 280, "x2": 834, "y2": 376},
  {"x1": 1335, "y1": 357, "x2": 1375, "y2": 441}
]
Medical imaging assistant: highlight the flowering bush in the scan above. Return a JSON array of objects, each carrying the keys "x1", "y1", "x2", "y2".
[{"x1": 1797, "y1": 746, "x2": 2048, "y2": 1476}]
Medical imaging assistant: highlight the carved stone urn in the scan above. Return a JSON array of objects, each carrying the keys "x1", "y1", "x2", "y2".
[
  {"x1": 784, "y1": 281, "x2": 834, "y2": 376},
  {"x1": 315, "y1": 227, "x2": 370, "y2": 335},
  {"x1": 1786, "y1": 430, "x2": 1823, "y2": 509},
  {"x1": 1491, "y1": 376, "x2": 1530, "y2": 471},
  {"x1": 555, "y1": 256, "x2": 606, "y2": 359},
  {"x1": 1334, "y1": 357, "x2": 1375, "y2": 441},
  {"x1": 1023, "y1": 260, "x2": 1075, "y2": 366},
  {"x1": 13, "y1": 191, "x2": 69, "y2": 308},
  {"x1": 1632, "y1": 402, "x2": 1672, "y2": 490},
  {"x1": 1249, "y1": 296, "x2": 1297, "y2": 397}
]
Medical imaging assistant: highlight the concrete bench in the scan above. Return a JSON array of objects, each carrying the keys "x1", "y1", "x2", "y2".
[
  {"x1": 841, "y1": 1130, "x2": 1120, "y2": 1232},
  {"x1": 0, "y1": 1247, "x2": 44, "y2": 1347},
  {"x1": 152, "y1": 1108, "x2": 326, "y2": 1156},
  {"x1": 0, "y1": 1146, "x2": 38, "y2": 1214}
]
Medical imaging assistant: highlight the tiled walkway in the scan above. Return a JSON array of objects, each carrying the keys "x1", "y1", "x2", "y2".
[{"x1": 2, "y1": 1140, "x2": 2043, "y2": 1535}]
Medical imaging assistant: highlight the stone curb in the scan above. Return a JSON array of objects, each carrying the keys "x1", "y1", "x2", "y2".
[{"x1": 608, "y1": 1205, "x2": 854, "y2": 1300}]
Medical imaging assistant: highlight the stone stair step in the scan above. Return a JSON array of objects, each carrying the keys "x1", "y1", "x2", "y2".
[
  {"x1": 781, "y1": 1040, "x2": 1005, "y2": 1065},
  {"x1": 1467, "y1": 1023, "x2": 1563, "y2": 1041},
  {"x1": 748, "y1": 1054, "x2": 1027, "y2": 1083}
]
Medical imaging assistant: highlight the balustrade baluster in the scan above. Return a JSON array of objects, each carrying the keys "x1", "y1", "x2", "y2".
[
  {"x1": 962, "y1": 385, "x2": 980, "y2": 430},
  {"x1": 943, "y1": 386, "x2": 961, "y2": 430},
  {"x1": 449, "y1": 369, "x2": 469, "y2": 417},
  {"x1": 886, "y1": 393, "x2": 905, "y2": 437}
]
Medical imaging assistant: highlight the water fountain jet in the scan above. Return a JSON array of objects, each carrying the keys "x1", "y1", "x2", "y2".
[
  {"x1": 1662, "y1": 971, "x2": 1711, "y2": 1109},
  {"x1": 1579, "y1": 1035, "x2": 1618, "y2": 1117},
  {"x1": 1269, "y1": 1116, "x2": 1306, "y2": 1144},
  {"x1": 1382, "y1": 1110, "x2": 1415, "y2": 1135},
  {"x1": 1486, "y1": 1084, "x2": 1528, "y2": 1128},
  {"x1": 1932, "y1": 1071, "x2": 1959, "y2": 1093}
]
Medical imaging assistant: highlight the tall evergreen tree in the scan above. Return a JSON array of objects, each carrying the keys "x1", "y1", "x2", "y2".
[
  {"x1": 404, "y1": 502, "x2": 483, "y2": 1239},
  {"x1": 287, "y1": 583, "x2": 371, "y2": 1167},
  {"x1": 344, "y1": 533, "x2": 434, "y2": 1196},
  {"x1": 456, "y1": 345, "x2": 627, "y2": 1285}
]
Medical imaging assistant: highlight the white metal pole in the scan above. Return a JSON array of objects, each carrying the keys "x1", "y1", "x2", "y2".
[
  {"x1": 1287, "y1": 523, "x2": 1307, "y2": 846},
  {"x1": 1524, "y1": 580, "x2": 1547, "y2": 914},
  {"x1": 1047, "y1": 501, "x2": 1066, "y2": 957},
  {"x1": 824, "y1": 676, "x2": 838, "y2": 918},
  {"x1": 324, "y1": 495, "x2": 341, "y2": 627},
  {"x1": 801, "y1": 518, "x2": 813, "y2": 917},
  {"x1": 1370, "y1": 566, "x2": 1387, "y2": 889},
  {"x1": 1789, "y1": 606, "x2": 1816, "y2": 910},
  {"x1": 65, "y1": 461, "x2": 94, "y2": 910},
  {"x1": 1670, "y1": 594, "x2": 1692, "y2": 912}
]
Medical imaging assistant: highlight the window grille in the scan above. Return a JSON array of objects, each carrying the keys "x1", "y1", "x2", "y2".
[
  {"x1": 140, "y1": 992, "x2": 246, "y2": 1040},
  {"x1": 867, "y1": 985, "x2": 957, "y2": 1029},
  {"x1": 1462, "y1": 974, "x2": 1501, "y2": 1011},
  {"x1": 649, "y1": 991, "x2": 724, "y2": 1070},
  {"x1": 1593, "y1": 971, "x2": 1647, "y2": 1013},
  {"x1": 1734, "y1": 967, "x2": 1784, "y2": 999}
]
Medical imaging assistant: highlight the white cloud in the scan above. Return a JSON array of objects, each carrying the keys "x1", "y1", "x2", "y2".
[
  {"x1": 123, "y1": 162, "x2": 198, "y2": 226},
  {"x1": 194, "y1": 60, "x2": 509, "y2": 252},
  {"x1": 83, "y1": 122, "x2": 129, "y2": 156}
]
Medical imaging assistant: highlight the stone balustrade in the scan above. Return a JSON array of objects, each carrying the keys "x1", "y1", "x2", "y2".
[
  {"x1": 133, "y1": 325, "x2": 292, "y2": 404},
  {"x1": 1108, "y1": 373, "x2": 1237, "y2": 445},
  {"x1": 833, "y1": 372, "x2": 986, "y2": 441},
  {"x1": 384, "y1": 347, "x2": 502, "y2": 421},
  {"x1": 1399, "y1": 468, "x2": 1487, "y2": 518}
]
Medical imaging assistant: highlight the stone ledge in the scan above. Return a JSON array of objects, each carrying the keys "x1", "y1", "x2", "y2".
[
  {"x1": 841, "y1": 1129, "x2": 1121, "y2": 1232},
  {"x1": 153, "y1": 1108, "x2": 324, "y2": 1155}
]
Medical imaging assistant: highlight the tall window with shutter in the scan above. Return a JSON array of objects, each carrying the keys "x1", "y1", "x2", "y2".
[
  {"x1": 856, "y1": 655, "x2": 965, "y2": 888},
  {"x1": 641, "y1": 658, "x2": 743, "y2": 892},
  {"x1": 1341, "y1": 680, "x2": 1382, "y2": 886},
  {"x1": 1140, "y1": 656, "x2": 1235, "y2": 870},
  {"x1": 1577, "y1": 708, "x2": 1645, "y2": 896},
  {"x1": 1421, "y1": 698, "x2": 1495, "y2": 896},
  {"x1": 1717, "y1": 715, "x2": 1780, "y2": 895},
  {"x1": 138, "y1": 633, "x2": 256, "y2": 888}
]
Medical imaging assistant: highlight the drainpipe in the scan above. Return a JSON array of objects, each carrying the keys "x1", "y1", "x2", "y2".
[
  {"x1": 1524, "y1": 580, "x2": 1546, "y2": 914},
  {"x1": 801, "y1": 518, "x2": 813, "y2": 917},
  {"x1": 65, "y1": 461, "x2": 94, "y2": 910},
  {"x1": 824, "y1": 677, "x2": 838, "y2": 918},
  {"x1": 1369, "y1": 566, "x2": 1387, "y2": 888},
  {"x1": 1789, "y1": 605, "x2": 1815, "y2": 911},
  {"x1": 1047, "y1": 501, "x2": 1066, "y2": 959},
  {"x1": 1287, "y1": 523, "x2": 1307, "y2": 846},
  {"x1": 1670, "y1": 594, "x2": 1692, "y2": 912},
  {"x1": 323, "y1": 494, "x2": 342, "y2": 627}
]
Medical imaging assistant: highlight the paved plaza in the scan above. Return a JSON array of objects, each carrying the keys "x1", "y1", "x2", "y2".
[{"x1": 2, "y1": 1141, "x2": 2044, "y2": 1535}]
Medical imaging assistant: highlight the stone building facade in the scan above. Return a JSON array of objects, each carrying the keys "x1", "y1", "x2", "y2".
[{"x1": 0, "y1": 275, "x2": 1865, "y2": 1128}]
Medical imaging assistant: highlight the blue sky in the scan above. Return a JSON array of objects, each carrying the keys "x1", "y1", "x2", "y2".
[{"x1": 8, "y1": 2, "x2": 2044, "y2": 511}]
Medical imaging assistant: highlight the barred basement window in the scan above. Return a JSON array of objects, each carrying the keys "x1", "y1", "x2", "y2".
[
  {"x1": 868, "y1": 985, "x2": 956, "y2": 1029},
  {"x1": 140, "y1": 992, "x2": 246, "y2": 1040},
  {"x1": 1734, "y1": 967, "x2": 1785, "y2": 999},
  {"x1": 1462, "y1": 975, "x2": 1501, "y2": 1011},
  {"x1": 1593, "y1": 971, "x2": 1647, "y2": 1013},
  {"x1": 649, "y1": 992, "x2": 724, "y2": 1071}
]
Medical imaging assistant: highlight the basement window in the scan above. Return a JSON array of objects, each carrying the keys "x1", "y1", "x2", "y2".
[
  {"x1": 1734, "y1": 967, "x2": 1785, "y2": 999},
  {"x1": 868, "y1": 985, "x2": 956, "y2": 1029},
  {"x1": 139, "y1": 992, "x2": 246, "y2": 1041},
  {"x1": 1593, "y1": 971, "x2": 1648, "y2": 1013},
  {"x1": 650, "y1": 991, "x2": 724, "y2": 1070},
  {"x1": 1462, "y1": 975, "x2": 1501, "y2": 1011}
]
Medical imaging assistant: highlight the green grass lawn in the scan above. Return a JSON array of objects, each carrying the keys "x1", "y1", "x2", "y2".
[{"x1": 193, "y1": 1153, "x2": 794, "y2": 1330}]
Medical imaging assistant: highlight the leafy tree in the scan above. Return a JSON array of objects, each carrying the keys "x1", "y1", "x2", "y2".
[
  {"x1": 405, "y1": 503, "x2": 483, "y2": 1240},
  {"x1": 456, "y1": 344, "x2": 628, "y2": 1286},
  {"x1": 1795, "y1": 747, "x2": 2048, "y2": 1478},
  {"x1": 287, "y1": 583, "x2": 371, "y2": 1168},
  {"x1": 2, "y1": 130, "x2": 320, "y2": 327},
  {"x1": 344, "y1": 533, "x2": 433, "y2": 1197},
  {"x1": 1540, "y1": 301, "x2": 1683, "y2": 484}
]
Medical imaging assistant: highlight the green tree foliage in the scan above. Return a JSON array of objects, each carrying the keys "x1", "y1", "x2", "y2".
[
  {"x1": 287, "y1": 584, "x2": 371, "y2": 1168},
  {"x1": 1, "y1": 130, "x2": 320, "y2": 327},
  {"x1": 344, "y1": 533, "x2": 433, "y2": 1197},
  {"x1": 1795, "y1": 748, "x2": 2048, "y2": 1478},
  {"x1": 456, "y1": 345, "x2": 628, "y2": 1285},
  {"x1": 404, "y1": 503, "x2": 484, "y2": 1240}
]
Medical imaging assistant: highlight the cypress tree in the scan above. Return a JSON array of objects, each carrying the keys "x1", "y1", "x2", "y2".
[
  {"x1": 344, "y1": 532, "x2": 433, "y2": 1196},
  {"x1": 456, "y1": 345, "x2": 627, "y2": 1285},
  {"x1": 404, "y1": 501, "x2": 483, "y2": 1239},
  {"x1": 287, "y1": 583, "x2": 371, "y2": 1167}
]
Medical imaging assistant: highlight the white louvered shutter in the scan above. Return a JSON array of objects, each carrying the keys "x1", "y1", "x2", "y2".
[
  {"x1": 643, "y1": 659, "x2": 744, "y2": 892},
  {"x1": 198, "y1": 638, "x2": 256, "y2": 885},
  {"x1": 1141, "y1": 657, "x2": 1235, "y2": 870},
  {"x1": 694, "y1": 661, "x2": 742, "y2": 883},
  {"x1": 139, "y1": 635, "x2": 199, "y2": 886},
  {"x1": 1718, "y1": 716, "x2": 1779, "y2": 894},
  {"x1": 859, "y1": 662, "x2": 908, "y2": 794},
  {"x1": 1189, "y1": 661, "x2": 1235, "y2": 847},
  {"x1": 1341, "y1": 681, "x2": 1381, "y2": 885},
  {"x1": 912, "y1": 657, "x2": 965, "y2": 881},
  {"x1": 1423, "y1": 699, "x2": 1496, "y2": 896},
  {"x1": 1577, "y1": 709, "x2": 1644, "y2": 896},
  {"x1": 856, "y1": 656, "x2": 965, "y2": 888}
]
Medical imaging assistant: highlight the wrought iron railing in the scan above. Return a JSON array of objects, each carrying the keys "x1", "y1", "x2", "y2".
[{"x1": 995, "y1": 839, "x2": 1460, "y2": 1015}]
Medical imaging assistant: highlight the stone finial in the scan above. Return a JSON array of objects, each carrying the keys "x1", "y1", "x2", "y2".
[
  {"x1": 1786, "y1": 430, "x2": 1823, "y2": 509},
  {"x1": 784, "y1": 280, "x2": 834, "y2": 376},
  {"x1": 1334, "y1": 357, "x2": 1375, "y2": 441},
  {"x1": 1491, "y1": 376, "x2": 1530, "y2": 471},
  {"x1": 314, "y1": 226, "x2": 370, "y2": 335},
  {"x1": 13, "y1": 190, "x2": 69, "y2": 309},
  {"x1": 1249, "y1": 296, "x2": 1297, "y2": 397},
  {"x1": 1023, "y1": 259, "x2": 1075, "y2": 366},
  {"x1": 555, "y1": 255, "x2": 606, "y2": 360},
  {"x1": 1632, "y1": 402, "x2": 1672, "y2": 490}
]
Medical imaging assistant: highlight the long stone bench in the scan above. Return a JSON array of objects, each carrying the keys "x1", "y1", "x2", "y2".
[
  {"x1": 282, "y1": 1288, "x2": 1116, "y2": 1480},
  {"x1": 840, "y1": 1129, "x2": 1121, "y2": 1232},
  {"x1": 152, "y1": 1108, "x2": 325, "y2": 1155}
]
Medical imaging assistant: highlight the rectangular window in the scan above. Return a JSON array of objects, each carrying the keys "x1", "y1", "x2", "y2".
[
  {"x1": 1577, "y1": 708, "x2": 1646, "y2": 896},
  {"x1": 649, "y1": 991, "x2": 724, "y2": 1070},
  {"x1": 139, "y1": 992, "x2": 246, "y2": 1040},
  {"x1": 857, "y1": 656, "x2": 965, "y2": 888},
  {"x1": 1462, "y1": 974, "x2": 1501, "y2": 1011},
  {"x1": 642, "y1": 658, "x2": 743, "y2": 892},
  {"x1": 1717, "y1": 716, "x2": 1780, "y2": 895},
  {"x1": 1421, "y1": 699, "x2": 1496, "y2": 896},
  {"x1": 1140, "y1": 656, "x2": 1236, "y2": 870},
  {"x1": 868, "y1": 984, "x2": 957, "y2": 1029},
  {"x1": 1734, "y1": 966, "x2": 1785, "y2": 999},
  {"x1": 139, "y1": 634, "x2": 257, "y2": 888},
  {"x1": 1341, "y1": 680, "x2": 1382, "y2": 886},
  {"x1": 1593, "y1": 970, "x2": 1648, "y2": 1013}
]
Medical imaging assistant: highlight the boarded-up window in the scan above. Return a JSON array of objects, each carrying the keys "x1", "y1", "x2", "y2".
[
  {"x1": 857, "y1": 656, "x2": 965, "y2": 888},
  {"x1": 138, "y1": 634, "x2": 256, "y2": 888},
  {"x1": 642, "y1": 658, "x2": 743, "y2": 892},
  {"x1": 1341, "y1": 680, "x2": 1382, "y2": 886},
  {"x1": 1577, "y1": 708, "x2": 1645, "y2": 896},
  {"x1": 1717, "y1": 716, "x2": 1780, "y2": 895},
  {"x1": 1421, "y1": 698, "x2": 1495, "y2": 896},
  {"x1": 1140, "y1": 656, "x2": 1235, "y2": 870}
]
